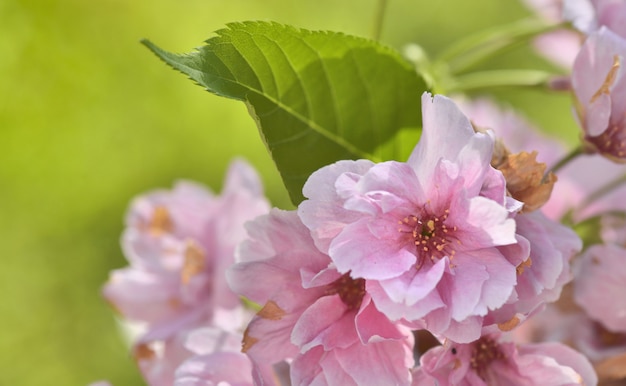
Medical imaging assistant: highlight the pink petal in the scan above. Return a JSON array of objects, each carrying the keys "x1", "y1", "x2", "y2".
[
  {"x1": 291, "y1": 295, "x2": 357, "y2": 352},
  {"x1": 367, "y1": 259, "x2": 446, "y2": 321},
  {"x1": 299, "y1": 160, "x2": 375, "y2": 253},
  {"x1": 409, "y1": 93, "x2": 494, "y2": 194},
  {"x1": 355, "y1": 296, "x2": 409, "y2": 343},
  {"x1": 329, "y1": 218, "x2": 416, "y2": 279},
  {"x1": 518, "y1": 342, "x2": 598, "y2": 386},
  {"x1": 574, "y1": 244, "x2": 626, "y2": 332},
  {"x1": 174, "y1": 351, "x2": 254, "y2": 386}
]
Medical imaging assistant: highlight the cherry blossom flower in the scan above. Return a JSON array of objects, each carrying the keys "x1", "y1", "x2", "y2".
[
  {"x1": 457, "y1": 96, "x2": 626, "y2": 223},
  {"x1": 512, "y1": 289, "x2": 626, "y2": 383},
  {"x1": 102, "y1": 159, "x2": 270, "y2": 385},
  {"x1": 515, "y1": 303, "x2": 626, "y2": 364},
  {"x1": 574, "y1": 244, "x2": 626, "y2": 333},
  {"x1": 173, "y1": 327, "x2": 280, "y2": 386},
  {"x1": 175, "y1": 351, "x2": 254, "y2": 386},
  {"x1": 413, "y1": 333, "x2": 597, "y2": 386},
  {"x1": 483, "y1": 210, "x2": 581, "y2": 334},
  {"x1": 453, "y1": 97, "x2": 583, "y2": 334},
  {"x1": 564, "y1": 0, "x2": 626, "y2": 38},
  {"x1": 572, "y1": 27, "x2": 626, "y2": 162},
  {"x1": 228, "y1": 209, "x2": 415, "y2": 386},
  {"x1": 455, "y1": 97, "x2": 575, "y2": 219},
  {"x1": 298, "y1": 93, "x2": 525, "y2": 343}
]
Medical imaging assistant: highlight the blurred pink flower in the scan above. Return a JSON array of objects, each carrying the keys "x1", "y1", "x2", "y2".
[
  {"x1": 228, "y1": 209, "x2": 415, "y2": 386},
  {"x1": 574, "y1": 244, "x2": 626, "y2": 333},
  {"x1": 455, "y1": 97, "x2": 565, "y2": 166},
  {"x1": 534, "y1": 30, "x2": 583, "y2": 69},
  {"x1": 455, "y1": 97, "x2": 577, "y2": 220},
  {"x1": 173, "y1": 327, "x2": 280, "y2": 386},
  {"x1": 102, "y1": 159, "x2": 270, "y2": 385},
  {"x1": 564, "y1": 0, "x2": 626, "y2": 38},
  {"x1": 522, "y1": 0, "x2": 583, "y2": 68},
  {"x1": 484, "y1": 211, "x2": 581, "y2": 333},
  {"x1": 174, "y1": 351, "x2": 254, "y2": 386},
  {"x1": 458, "y1": 96, "x2": 626, "y2": 226},
  {"x1": 600, "y1": 212, "x2": 626, "y2": 244},
  {"x1": 514, "y1": 304, "x2": 626, "y2": 363},
  {"x1": 523, "y1": 0, "x2": 564, "y2": 21},
  {"x1": 298, "y1": 93, "x2": 524, "y2": 343},
  {"x1": 572, "y1": 27, "x2": 626, "y2": 162},
  {"x1": 413, "y1": 333, "x2": 597, "y2": 385}
]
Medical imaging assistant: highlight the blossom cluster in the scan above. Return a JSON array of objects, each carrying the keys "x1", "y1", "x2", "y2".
[
  {"x1": 102, "y1": 160, "x2": 271, "y2": 385},
  {"x1": 96, "y1": 1, "x2": 626, "y2": 385}
]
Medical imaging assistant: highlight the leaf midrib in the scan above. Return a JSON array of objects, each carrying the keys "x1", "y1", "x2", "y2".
[{"x1": 144, "y1": 39, "x2": 382, "y2": 162}]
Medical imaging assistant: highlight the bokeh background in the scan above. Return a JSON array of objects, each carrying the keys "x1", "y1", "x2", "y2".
[{"x1": 0, "y1": 0, "x2": 577, "y2": 384}]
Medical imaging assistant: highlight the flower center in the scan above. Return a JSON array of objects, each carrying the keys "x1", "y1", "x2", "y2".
[
  {"x1": 586, "y1": 122, "x2": 626, "y2": 160},
  {"x1": 148, "y1": 206, "x2": 173, "y2": 235},
  {"x1": 398, "y1": 208, "x2": 458, "y2": 268},
  {"x1": 326, "y1": 273, "x2": 366, "y2": 311},
  {"x1": 470, "y1": 337, "x2": 506, "y2": 381}
]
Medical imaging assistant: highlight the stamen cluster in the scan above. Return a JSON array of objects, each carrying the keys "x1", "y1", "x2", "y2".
[{"x1": 398, "y1": 208, "x2": 458, "y2": 268}]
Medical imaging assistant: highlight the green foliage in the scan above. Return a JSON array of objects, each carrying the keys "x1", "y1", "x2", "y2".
[
  {"x1": 435, "y1": 19, "x2": 559, "y2": 74},
  {"x1": 143, "y1": 21, "x2": 427, "y2": 203},
  {"x1": 571, "y1": 214, "x2": 605, "y2": 248},
  {"x1": 571, "y1": 211, "x2": 626, "y2": 249}
]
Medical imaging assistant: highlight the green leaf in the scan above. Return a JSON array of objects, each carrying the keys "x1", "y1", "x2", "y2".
[
  {"x1": 374, "y1": 127, "x2": 422, "y2": 162},
  {"x1": 143, "y1": 21, "x2": 427, "y2": 204},
  {"x1": 435, "y1": 18, "x2": 562, "y2": 74}
]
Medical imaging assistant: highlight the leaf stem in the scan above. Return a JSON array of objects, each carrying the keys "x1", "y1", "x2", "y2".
[
  {"x1": 436, "y1": 19, "x2": 566, "y2": 74},
  {"x1": 447, "y1": 69, "x2": 554, "y2": 92},
  {"x1": 371, "y1": 0, "x2": 388, "y2": 41},
  {"x1": 546, "y1": 145, "x2": 584, "y2": 176}
]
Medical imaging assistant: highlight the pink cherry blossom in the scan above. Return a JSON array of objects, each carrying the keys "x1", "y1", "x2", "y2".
[
  {"x1": 574, "y1": 243, "x2": 626, "y2": 333},
  {"x1": 455, "y1": 97, "x2": 572, "y2": 220},
  {"x1": 452, "y1": 98, "x2": 583, "y2": 332},
  {"x1": 483, "y1": 210, "x2": 581, "y2": 333},
  {"x1": 514, "y1": 304, "x2": 626, "y2": 363},
  {"x1": 564, "y1": 0, "x2": 626, "y2": 38},
  {"x1": 572, "y1": 27, "x2": 626, "y2": 162},
  {"x1": 457, "y1": 96, "x2": 626, "y2": 223},
  {"x1": 298, "y1": 93, "x2": 524, "y2": 343},
  {"x1": 413, "y1": 333, "x2": 597, "y2": 386},
  {"x1": 173, "y1": 327, "x2": 281, "y2": 386},
  {"x1": 228, "y1": 209, "x2": 415, "y2": 386},
  {"x1": 102, "y1": 159, "x2": 270, "y2": 385},
  {"x1": 174, "y1": 352, "x2": 254, "y2": 386},
  {"x1": 534, "y1": 30, "x2": 584, "y2": 69}
]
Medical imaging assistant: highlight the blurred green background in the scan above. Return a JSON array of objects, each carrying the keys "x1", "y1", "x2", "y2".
[{"x1": 0, "y1": 0, "x2": 576, "y2": 384}]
